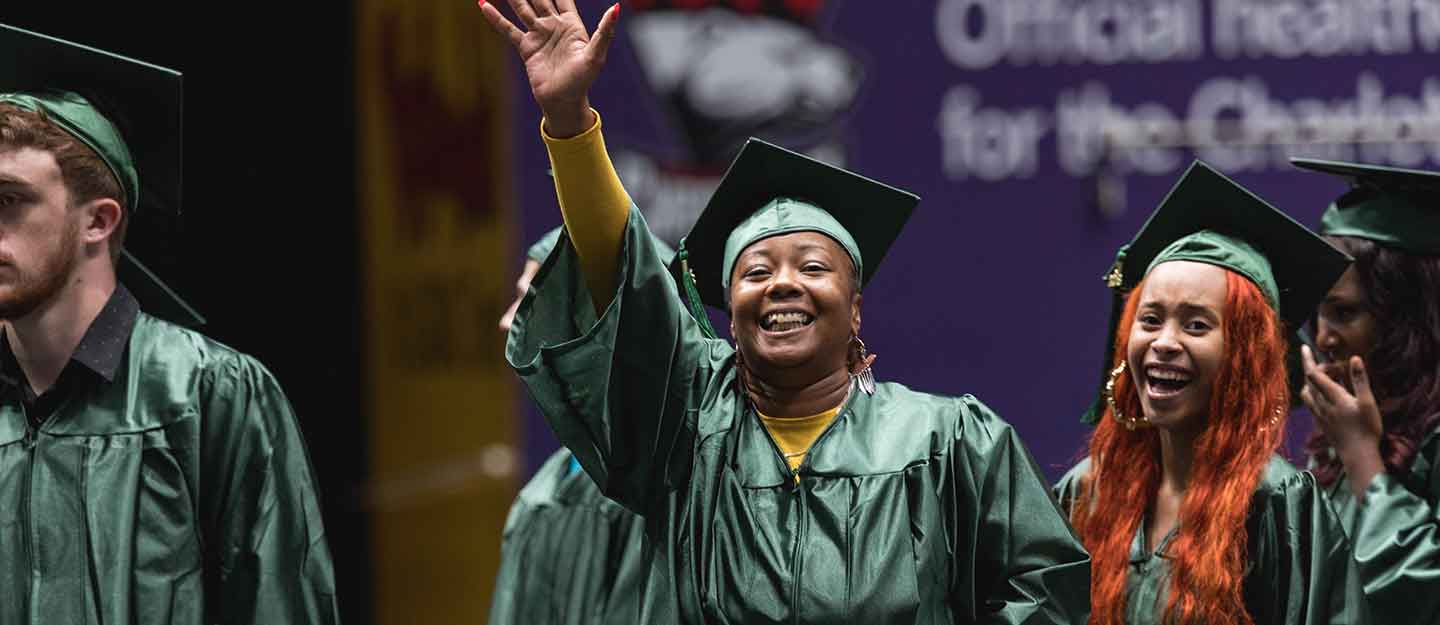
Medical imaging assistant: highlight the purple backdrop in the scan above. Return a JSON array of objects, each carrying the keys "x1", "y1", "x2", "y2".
[{"x1": 510, "y1": 0, "x2": 1440, "y2": 479}]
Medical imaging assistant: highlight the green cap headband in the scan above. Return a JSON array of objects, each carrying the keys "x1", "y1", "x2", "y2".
[
  {"x1": 720, "y1": 197, "x2": 863, "y2": 296},
  {"x1": 1146, "y1": 230, "x2": 1280, "y2": 313},
  {"x1": 1320, "y1": 190, "x2": 1440, "y2": 254},
  {"x1": 0, "y1": 90, "x2": 139, "y2": 211}
]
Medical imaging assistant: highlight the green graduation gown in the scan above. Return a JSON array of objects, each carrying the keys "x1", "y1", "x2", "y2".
[
  {"x1": 507, "y1": 207, "x2": 1092, "y2": 624},
  {"x1": 1054, "y1": 456, "x2": 1362, "y2": 625},
  {"x1": 487, "y1": 448, "x2": 673, "y2": 624},
  {"x1": 0, "y1": 314, "x2": 338, "y2": 625},
  {"x1": 1322, "y1": 427, "x2": 1440, "y2": 624}
]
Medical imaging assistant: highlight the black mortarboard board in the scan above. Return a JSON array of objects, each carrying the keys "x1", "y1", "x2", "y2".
[
  {"x1": 0, "y1": 23, "x2": 202, "y2": 326},
  {"x1": 672, "y1": 138, "x2": 918, "y2": 326}
]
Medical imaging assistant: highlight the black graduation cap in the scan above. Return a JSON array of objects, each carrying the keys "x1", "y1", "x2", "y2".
[
  {"x1": 1291, "y1": 157, "x2": 1440, "y2": 255},
  {"x1": 673, "y1": 138, "x2": 919, "y2": 312},
  {"x1": 0, "y1": 23, "x2": 203, "y2": 327},
  {"x1": 1081, "y1": 161, "x2": 1352, "y2": 424}
]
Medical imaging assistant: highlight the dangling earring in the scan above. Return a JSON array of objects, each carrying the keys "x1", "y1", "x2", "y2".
[
  {"x1": 849, "y1": 335, "x2": 877, "y2": 396},
  {"x1": 1262, "y1": 393, "x2": 1285, "y2": 431},
  {"x1": 1105, "y1": 361, "x2": 1148, "y2": 430}
]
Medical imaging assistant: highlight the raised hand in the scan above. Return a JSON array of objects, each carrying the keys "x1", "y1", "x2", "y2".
[
  {"x1": 479, "y1": 0, "x2": 619, "y2": 137},
  {"x1": 1301, "y1": 345, "x2": 1385, "y2": 495}
]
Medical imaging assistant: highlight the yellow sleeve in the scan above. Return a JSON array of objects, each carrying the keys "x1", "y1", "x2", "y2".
[{"x1": 541, "y1": 110, "x2": 631, "y2": 311}]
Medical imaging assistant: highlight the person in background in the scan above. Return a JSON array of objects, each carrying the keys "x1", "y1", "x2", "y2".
[
  {"x1": 1293, "y1": 159, "x2": 1440, "y2": 624},
  {"x1": 0, "y1": 24, "x2": 338, "y2": 624},
  {"x1": 490, "y1": 226, "x2": 674, "y2": 624}
]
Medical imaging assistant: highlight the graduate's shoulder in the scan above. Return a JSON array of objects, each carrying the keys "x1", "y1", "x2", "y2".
[
  {"x1": 1246, "y1": 455, "x2": 1349, "y2": 558},
  {"x1": 1252, "y1": 454, "x2": 1325, "y2": 506},
  {"x1": 1048, "y1": 456, "x2": 1093, "y2": 514},
  {"x1": 873, "y1": 380, "x2": 1016, "y2": 429},
  {"x1": 1411, "y1": 421, "x2": 1440, "y2": 489},
  {"x1": 131, "y1": 313, "x2": 284, "y2": 393},
  {"x1": 502, "y1": 449, "x2": 576, "y2": 538},
  {"x1": 1257, "y1": 454, "x2": 1302, "y2": 488},
  {"x1": 513, "y1": 448, "x2": 576, "y2": 507},
  {"x1": 862, "y1": 381, "x2": 1022, "y2": 452},
  {"x1": 1055, "y1": 457, "x2": 1092, "y2": 493}
]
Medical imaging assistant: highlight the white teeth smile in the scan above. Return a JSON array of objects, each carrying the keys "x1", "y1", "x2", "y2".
[
  {"x1": 762, "y1": 311, "x2": 814, "y2": 331},
  {"x1": 1147, "y1": 368, "x2": 1191, "y2": 382},
  {"x1": 1145, "y1": 366, "x2": 1192, "y2": 395}
]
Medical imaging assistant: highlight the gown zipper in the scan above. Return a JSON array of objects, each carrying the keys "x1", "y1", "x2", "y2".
[
  {"x1": 765, "y1": 384, "x2": 855, "y2": 625},
  {"x1": 20, "y1": 401, "x2": 38, "y2": 623}
]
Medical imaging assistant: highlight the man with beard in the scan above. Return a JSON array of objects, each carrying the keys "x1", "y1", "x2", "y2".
[{"x1": 0, "y1": 24, "x2": 339, "y2": 624}]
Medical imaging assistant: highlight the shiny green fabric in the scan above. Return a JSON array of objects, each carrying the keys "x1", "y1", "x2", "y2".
[
  {"x1": 488, "y1": 449, "x2": 673, "y2": 624},
  {"x1": 0, "y1": 90, "x2": 140, "y2": 210},
  {"x1": 1321, "y1": 193, "x2": 1440, "y2": 254},
  {"x1": 508, "y1": 207, "x2": 1091, "y2": 624},
  {"x1": 0, "y1": 314, "x2": 339, "y2": 625},
  {"x1": 1323, "y1": 427, "x2": 1440, "y2": 624},
  {"x1": 527, "y1": 228, "x2": 565, "y2": 262},
  {"x1": 1147, "y1": 230, "x2": 1280, "y2": 312},
  {"x1": 720, "y1": 198, "x2": 863, "y2": 293},
  {"x1": 528, "y1": 225, "x2": 675, "y2": 265},
  {"x1": 1055, "y1": 456, "x2": 1364, "y2": 625}
]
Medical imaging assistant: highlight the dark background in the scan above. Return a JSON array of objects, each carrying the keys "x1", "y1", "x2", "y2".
[{"x1": 4, "y1": 6, "x2": 371, "y2": 624}]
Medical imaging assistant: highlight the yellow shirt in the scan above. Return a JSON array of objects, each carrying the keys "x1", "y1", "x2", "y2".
[{"x1": 757, "y1": 406, "x2": 841, "y2": 474}]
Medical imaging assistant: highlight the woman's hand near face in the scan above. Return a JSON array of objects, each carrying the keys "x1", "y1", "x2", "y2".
[
  {"x1": 479, "y1": 0, "x2": 619, "y2": 137},
  {"x1": 1301, "y1": 345, "x2": 1385, "y2": 497}
]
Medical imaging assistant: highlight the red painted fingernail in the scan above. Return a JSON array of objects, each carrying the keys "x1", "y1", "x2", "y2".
[
  {"x1": 614, "y1": 3, "x2": 621, "y2": 17},
  {"x1": 478, "y1": 0, "x2": 486, "y2": 7}
]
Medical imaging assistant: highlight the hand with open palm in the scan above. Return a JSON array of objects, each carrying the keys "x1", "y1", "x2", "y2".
[{"x1": 480, "y1": 0, "x2": 619, "y2": 138}]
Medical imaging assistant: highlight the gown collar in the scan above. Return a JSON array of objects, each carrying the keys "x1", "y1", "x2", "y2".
[
  {"x1": 732, "y1": 378, "x2": 864, "y2": 488},
  {"x1": 1131, "y1": 515, "x2": 1179, "y2": 564}
]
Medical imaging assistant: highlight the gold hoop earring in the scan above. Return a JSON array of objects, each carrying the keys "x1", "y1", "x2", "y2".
[{"x1": 1106, "y1": 361, "x2": 1148, "y2": 431}]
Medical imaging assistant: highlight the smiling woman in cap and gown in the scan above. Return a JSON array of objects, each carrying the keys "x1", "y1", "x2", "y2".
[
  {"x1": 0, "y1": 24, "x2": 337, "y2": 624},
  {"x1": 481, "y1": 1, "x2": 1091, "y2": 623},
  {"x1": 1053, "y1": 163, "x2": 1365, "y2": 625},
  {"x1": 1291, "y1": 159, "x2": 1440, "y2": 624},
  {"x1": 489, "y1": 227, "x2": 676, "y2": 625}
]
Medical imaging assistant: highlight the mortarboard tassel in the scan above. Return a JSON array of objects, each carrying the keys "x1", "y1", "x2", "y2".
[{"x1": 677, "y1": 239, "x2": 719, "y2": 340}]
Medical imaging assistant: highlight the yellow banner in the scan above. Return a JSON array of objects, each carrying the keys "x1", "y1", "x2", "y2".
[{"x1": 357, "y1": 1, "x2": 516, "y2": 622}]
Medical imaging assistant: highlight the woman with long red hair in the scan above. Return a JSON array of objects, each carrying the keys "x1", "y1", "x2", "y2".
[
  {"x1": 1292, "y1": 159, "x2": 1440, "y2": 624},
  {"x1": 1056, "y1": 162, "x2": 1366, "y2": 625}
]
